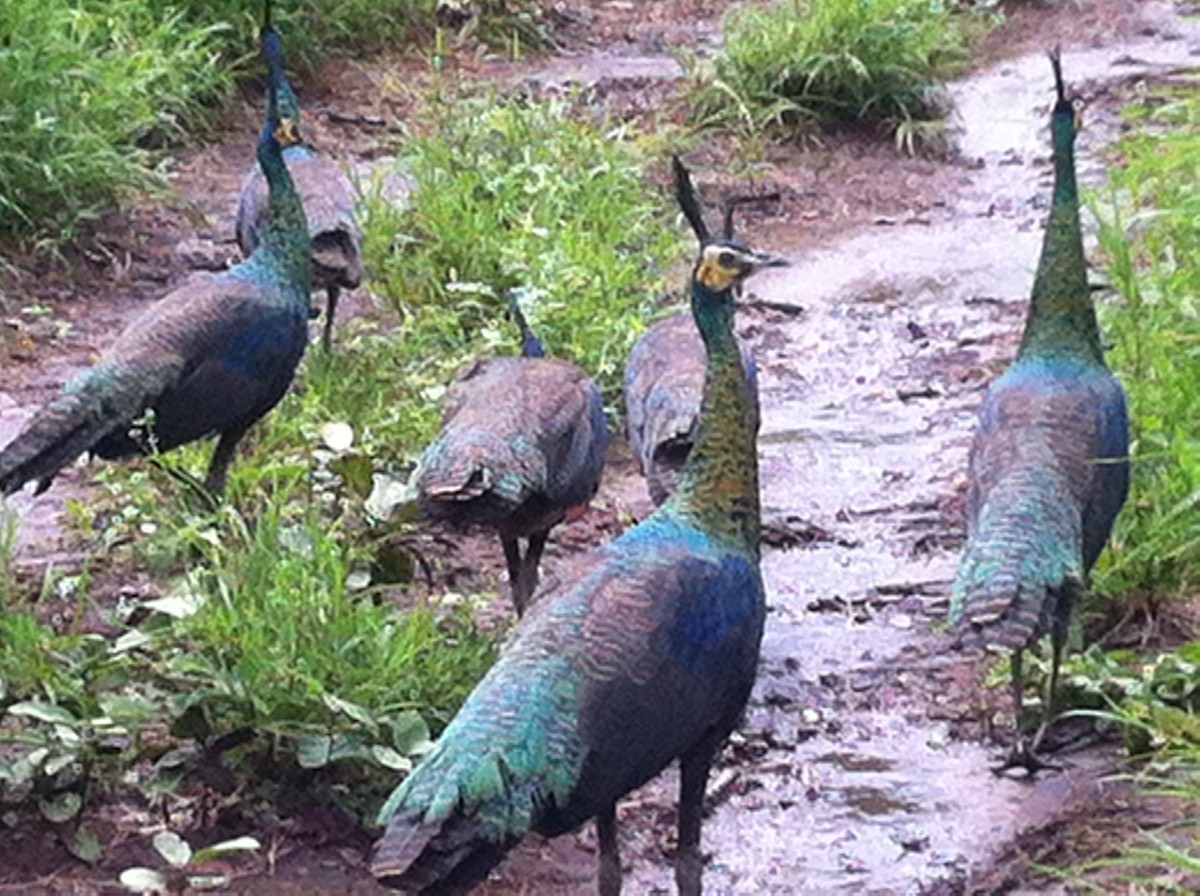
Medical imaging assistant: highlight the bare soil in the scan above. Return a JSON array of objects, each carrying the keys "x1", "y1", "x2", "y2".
[{"x1": 2, "y1": 1, "x2": 1198, "y2": 894}]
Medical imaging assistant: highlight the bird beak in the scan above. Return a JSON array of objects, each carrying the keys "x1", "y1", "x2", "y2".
[{"x1": 751, "y1": 250, "x2": 790, "y2": 271}]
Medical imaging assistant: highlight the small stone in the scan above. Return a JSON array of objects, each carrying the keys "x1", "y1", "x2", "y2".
[{"x1": 317, "y1": 422, "x2": 354, "y2": 453}]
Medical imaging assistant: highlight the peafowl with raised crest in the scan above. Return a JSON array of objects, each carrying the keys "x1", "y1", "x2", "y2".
[
  {"x1": 0, "y1": 22, "x2": 311, "y2": 499},
  {"x1": 624, "y1": 159, "x2": 763, "y2": 506},
  {"x1": 371, "y1": 158, "x2": 786, "y2": 895},
  {"x1": 949, "y1": 51, "x2": 1129, "y2": 774},
  {"x1": 415, "y1": 294, "x2": 608, "y2": 616},
  {"x1": 236, "y1": 0, "x2": 361, "y2": 354}
]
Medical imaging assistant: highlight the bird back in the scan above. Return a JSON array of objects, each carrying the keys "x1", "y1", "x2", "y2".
[
  {"x1": 417, "y1": 356, "x2": 607, "y2": 537},
  {"x1": 237, "y1": 145, "x2": 362, "y2": 292},
  {"x1": 373, "y1": 519, "x2": 764, "y2": 892}
]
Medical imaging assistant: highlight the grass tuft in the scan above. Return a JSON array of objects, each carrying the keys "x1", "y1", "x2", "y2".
[
  {"x1": 1091, "y1": 84, "x2": 1200, "y2": 601},
  {"x1": 685, "y1": 0, "x2": 980, "y2": 144}
]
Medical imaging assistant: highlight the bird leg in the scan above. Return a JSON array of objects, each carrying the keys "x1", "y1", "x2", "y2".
[
  {"x1": 676, "y1": 741, "x2": 717, "y2": 896},
  {"x1": 322, "y1": 285, "x2": 340, "y2": 353},
  {"x1": 204, "y1": 427, "x2": 247, "y2": 497},
  {"x1": 596, "y1": 801, "x2": 621, "y2": 896},
  {"x1": 501, "y1": 536, "x2": 524, "y2": 615},
  {"x1": 992, "y1": 647, "x2": 1062, "y2": 777},
  {"x1": 518, "y1": 529, "x2": 549, "y2": 610}
]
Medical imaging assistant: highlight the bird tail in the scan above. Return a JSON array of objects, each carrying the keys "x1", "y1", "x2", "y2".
[
  {"x1": 371, "y1": 743, "x2": 538, "y2": 894},
  {"x1": 0, "y1": 375, "x2": 130, "y2": 495},
  {"x1": 950, "y1": 469, "x2": 1084, "y2": 650}
]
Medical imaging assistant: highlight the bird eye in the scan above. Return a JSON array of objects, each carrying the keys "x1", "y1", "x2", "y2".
[{"x1": 718, "y1": 251, "x2": 736, "y2": 268}]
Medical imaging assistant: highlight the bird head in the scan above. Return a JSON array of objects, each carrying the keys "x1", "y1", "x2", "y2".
[
  {"x1": 694, "y1": 240, "x2": 788, "y2": 293},
  {"x1": 261, "y1": 0, "x2": 303, "y2": 132},
  {"x1": 1049, "y1": 47, "x2": 1085, "y2": 134}
]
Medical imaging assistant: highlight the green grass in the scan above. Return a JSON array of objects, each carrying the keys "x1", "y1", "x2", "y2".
[
  {"x1": 0, "y1": 0, "x2": 545, "y2": 245},
  {"x1": 1091, "y1": 84, "x2": 1200, "y2": 601},
  {"x1": 0, "y1": 0, "x2": 232, "y2": 241},
  {"x1": 1042, "y1": 81, "x2": 1200, "y2": 893},
  {"x1": 1, "y1": 90, "x2": 685, "y2": 823},
  {"x1": 362, "y1": 91, "x2": 687, "y2": 444},
  {"x1": 686, "y1": 0, "x2": 981, "y2": 147}
]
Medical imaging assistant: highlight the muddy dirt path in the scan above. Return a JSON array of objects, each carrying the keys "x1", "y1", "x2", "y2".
[{"x1": 2, "y1": 1, "x2": 1198, "y2": 894}]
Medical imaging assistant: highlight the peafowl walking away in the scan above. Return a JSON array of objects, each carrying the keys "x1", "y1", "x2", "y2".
[
  {"x1": 624, "y1": 159, "x2": 764, "y2": 506},
  {"x1": 0, "y1": 27, "x2": 312, "y2": 499},
  {"x1": 236, "y1": 0, "x2": 361, "y2": 354},
  {"x1": 415, "y1": 295, "x2": 608, "y2": 616},
  {"x1": 949, "y1": 50, "x2": 1129, "y2": 774},
  {"x1": 371, "y1": 161, "x2": 786, "y2": 895}
]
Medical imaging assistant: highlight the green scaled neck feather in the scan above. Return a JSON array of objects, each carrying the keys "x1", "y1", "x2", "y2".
[
  {"x1": 1017, "y1": 53, "x2": 1103, "y2": 364},
  {"x1": 254, "y1": 46, "x2": 309, "y2": 286},
  {"x1": 667, "y1": 249, "x2": 764, "y2": 555}
]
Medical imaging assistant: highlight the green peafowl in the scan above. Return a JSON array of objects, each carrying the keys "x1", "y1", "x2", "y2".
[
  {"x1": 624, "y1": 160, "x2": 764, "y2": 506},
  {"x1": 949, "y1": 50, "x2": 1130, "y2": 774},
  {"x1": 415, "y1": 294, "x2": 608, "y2": 616},
  {"x1": 236, "y1": 0, "x2": 361, "y2": 354},
  {"x1": 371, "y1": 159, "x2": 786, "y2": 895},
  {"x1": 0, "y1": 24, "x2": 312, "y2": 499}
]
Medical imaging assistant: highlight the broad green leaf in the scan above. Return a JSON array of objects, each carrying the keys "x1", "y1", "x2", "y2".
[
  {"x1": 119, "y1": 867, "x2": 168, "y2": 893},
  {"x1": 186, "y1": 875, "x2": 230, "y2": 890},
  {"x1": 190, "y1": 836, "x2": 260, "y2": 863},
  {"x1": 6, "y1": 701, "x2": 78, "y2": 725},
  {"x1": 322, "y1": 694, "x2": 378, "y2": 730},
  {"x1": 392, "y1": 710, "x2": 432, "y2": 754},
  {"x1": 153, "y1": 831, "x2": 193, "y2": 868},
  {"x1": 43, "y1": 752, "x2": 78, "y2": 777},
  {"x1": 330, "y1": 453, "x2": 374, "y2": 497},
  {"x1": 39, "y1": 791, "x2": 82, "y2": 822},
  {"x1": 296, "y1": 734, "x2": 333, "y2": 769},
  {"x1": 371, "y1": 745, "x2": 412, "y2": 772},
  {"x1": 68, "y1": 825, "x2": 103, "y2": 863}
]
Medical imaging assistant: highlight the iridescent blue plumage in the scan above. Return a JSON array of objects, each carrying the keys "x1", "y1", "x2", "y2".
[
  {"x1": 0, "y1": 19, "x2": 310, "y2": 498},
  {"x1": 372, "y1": 161, "x2": 786, "y2": 895},
  {"x1": 949, "y1": 51, "x2": 1129, "y2": 772},
  {"x1": 236, "y1": 2, "x2": 361, "y2": 353}
]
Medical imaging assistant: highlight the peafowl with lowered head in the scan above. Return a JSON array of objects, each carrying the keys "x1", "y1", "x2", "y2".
[
  {"x1": 370, "y1": 157, "x2": 786, "y2": 895},
  {"x1": 236, "y1": 0, "x2": 362, "y2": 354},
  {"x1": 949, "y1": 50, "x2": 1130, "y2": 775},
  {"x1": 0, "y1": 28, "x2": 311, "y2": 499},
  {"x1": 414, "y1": 293, "x2": 608, "y2": 616}
]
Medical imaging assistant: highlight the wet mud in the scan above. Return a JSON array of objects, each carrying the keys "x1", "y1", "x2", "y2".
[{"x1": 1, "y1": 0, "x2": 1198, "y2": 893}]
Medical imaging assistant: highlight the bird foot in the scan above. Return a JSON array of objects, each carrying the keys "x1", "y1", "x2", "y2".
[{"x1": 990, "y1": 738, "x2": 1063, "y2": 778}]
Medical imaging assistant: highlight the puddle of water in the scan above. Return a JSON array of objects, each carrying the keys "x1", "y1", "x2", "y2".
[{"x1": 600, "y1": 19, "x2": 1200, "y2": 896}]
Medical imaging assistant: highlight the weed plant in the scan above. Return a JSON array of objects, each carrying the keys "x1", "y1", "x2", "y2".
[
  {"x1": 2, "y1": 90, "x2": 685, "y2": 824},
  {"x1": 687, "y1": 0, "x2": 978, "y2": 144},
  {"x1": 364, "y1": 92, "x2": 686, "y2": 444},
  {"x1": 0, "y1": 0, "x2": 544, "y2": 244},
  {"x1": 1092, "y1": 85, "x2": 1200, "y2": 601},
  {"x1": 0, "y1": 0, "x2": 230, "y2": 241},
  {"x1": 1043, "y1": 82, "x2": 1200, "y2": 891}
]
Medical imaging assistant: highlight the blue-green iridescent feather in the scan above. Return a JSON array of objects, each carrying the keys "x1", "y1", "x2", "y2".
[
  {"x1": 950, "y1": 66, "x2": 1129, "y2": 650},
  {"x1": 0, "y1": 29, "x2": 310, "y2": 497},
  {"x1": 373, "y1": 249, "x2": 766, "y2": 893}
]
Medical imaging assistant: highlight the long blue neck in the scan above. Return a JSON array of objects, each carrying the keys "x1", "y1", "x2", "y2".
[
  {"x1": 666, "y1": 278, "x2": 761, "y2": 555},
  {"x1": 1017, "y1": 108, "x2": 1104, "y2": 363}
]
